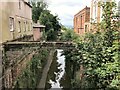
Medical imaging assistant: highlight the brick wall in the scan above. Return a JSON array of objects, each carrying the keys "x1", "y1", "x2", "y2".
[
  {"x1": 74, "y1": 6, "x2": 90, "y2": 35},
  {"x1": 2, "y1": 47, "x2": 35, "y2": 88}
]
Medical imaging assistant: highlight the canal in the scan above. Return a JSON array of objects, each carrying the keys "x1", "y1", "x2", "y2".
[{"x1": 45, "y1": 49, "x2": 71, "y2": 89}]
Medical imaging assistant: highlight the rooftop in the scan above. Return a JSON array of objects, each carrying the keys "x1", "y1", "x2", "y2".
[
  {"x1": 74, "y1": 6, "x2": 90, "y2": 17},
  {"x1": 23, "y1": 0, "x2": 32, "y2": 8},
  {"x1": 33, "y1": 23, "x2": 45, "y2": 28}
]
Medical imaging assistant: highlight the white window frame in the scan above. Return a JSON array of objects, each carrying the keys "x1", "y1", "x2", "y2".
[
  {"x1": 92, "y1": 6, "x2": 95, "y2": 20},
  {"x1": 9, "y1": 17, "x2": 14, "y2": 32},
  {"x1": 24, "y1": 22, "x2": 26, "y2": 32},
  {"x1": 18, "y1": 21, "x2": 21, "y2": 33}
]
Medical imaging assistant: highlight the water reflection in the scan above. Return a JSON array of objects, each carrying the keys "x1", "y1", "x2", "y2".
[{"x1": 45, "y1": 49, "x2": 71, "y2": 89}]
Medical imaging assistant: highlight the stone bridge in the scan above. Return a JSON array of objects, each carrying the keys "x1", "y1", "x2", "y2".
[
  {"x1": 3, "y1": 41, "x2": 75, "y2": 50},
  {"x1": 1, "y1": 41, "x2": 75, "y2": 88}
]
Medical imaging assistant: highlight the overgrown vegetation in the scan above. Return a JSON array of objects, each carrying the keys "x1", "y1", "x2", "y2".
[
  {"x1": 60, "y1": 27, "x2": 80, "y2": 42},
  {"x1": 14, "y1": 49, "x2": 49, "y2": 89},
  {"x1": 62, "y1": 1, "x2": 120, "y2": 89}
]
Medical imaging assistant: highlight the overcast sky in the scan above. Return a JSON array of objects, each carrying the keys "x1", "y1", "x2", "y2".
[{"x1": 46, "y1": 0, "x2": 91, "y2": 27}]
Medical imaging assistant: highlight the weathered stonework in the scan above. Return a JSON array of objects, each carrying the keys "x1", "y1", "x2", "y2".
[{"x1": 2, "y1": 46, "x2": 35, "y2": 88}]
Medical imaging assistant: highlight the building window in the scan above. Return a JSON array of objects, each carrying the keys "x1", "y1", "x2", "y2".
[
  {"x1": 31, "y1": 23, "x2": 32, "y2": 31},
  {"x1": 81, "y1": 15, "x2": 82, "y2": 29},
  {"x1": 92, "y1": 6, "x2": 95, "y2": 20},
  {"x1": 95, "y1": 5, "x2": 97, "y2": 19},
  {"x1": 100, "y1": 7, "x2": 103, "y2": 22},
  {"x1": 26, "y1": 21, "x2": 27, "y2": 31},
  {"x1": 18, "y1": 21, "x2": 21, "y2": 32},
  {"x1": 85, "y1": 25, "x2": 87, "y2": 32},
  {"x1": 78, "y1": 29, "x2": 79, "y2": 33},
  {"x1": 76, "y1": 17, "x2": 77, "y2": 25},
  {"x1": 19, "y1": 0, "x2": 21, "y2": 9},
  {"x1": 9, "y1": 17, "x2": 14, "y2": 32},
  {"x1": 24, "y1": 22, "x2": 26, "y2": 32},
  {"x1": 92, "y1": 1, "x2": 97, "y2": 22}
]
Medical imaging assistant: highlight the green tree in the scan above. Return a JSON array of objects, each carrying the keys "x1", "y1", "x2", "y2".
[
  {"x1": 32, "y1": 0, "x2": 61, "y2": 41},
  {"x1": 62, "y1": 1, "x2": 120, "y2": 89},
  {"x1": 39, "y1": 10, "x2": 54, "y2": 31},
  {"x1": 60, "y1": 28, "x2": 80, "y2": 42},
  {"x1": 32, "y1": 0, "x2": 47, "y2": 23},
  {"x1": 39, "y1": 10, "x2": 61, "y2": 41}
]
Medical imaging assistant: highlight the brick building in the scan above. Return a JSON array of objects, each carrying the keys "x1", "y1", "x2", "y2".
[
  {"x1": 90, "y1": 0, "x2": 120, "y2": 32},
  {"x1": 74, "y1": 6, "x2": 90, "y2": 35}
]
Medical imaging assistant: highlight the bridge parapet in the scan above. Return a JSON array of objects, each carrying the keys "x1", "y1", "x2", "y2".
[{"x1": 3, "y1": 41, "x2": 75, "y2": 50}]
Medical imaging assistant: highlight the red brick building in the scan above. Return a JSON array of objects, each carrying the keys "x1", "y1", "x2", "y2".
[{"x1": 74, "y1": 6, "x2": 90, "y2": 35}]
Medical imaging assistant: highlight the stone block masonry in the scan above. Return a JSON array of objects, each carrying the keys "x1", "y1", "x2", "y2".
[{"x1": 2, "y1": 46, "x2": 36, "y2": 88}]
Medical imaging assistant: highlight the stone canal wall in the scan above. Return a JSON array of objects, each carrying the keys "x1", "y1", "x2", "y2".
[
  {"x1": 2, "y1": 46, "x2": 36, "y2": 88},
  {"x1": 37, "y1": 50, "x2": 55, "y2": 88},
  {"x1": 14, "y1": 48, "x2": 50, "y2": 88}
]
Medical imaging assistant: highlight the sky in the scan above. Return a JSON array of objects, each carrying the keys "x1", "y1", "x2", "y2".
[{"x1": 46, "y1": 0, "x2": 91, "y2": 27}]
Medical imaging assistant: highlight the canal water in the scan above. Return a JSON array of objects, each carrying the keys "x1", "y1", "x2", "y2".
[{"x1": 45, "y1": 49, "x2": 71, "y2": 89}]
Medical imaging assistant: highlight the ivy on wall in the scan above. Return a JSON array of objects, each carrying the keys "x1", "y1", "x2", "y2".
[
  {"x1": 14, "y1": 49, "x2": 50, "y2": 89},
  {"x1": 62, "y1": 1, "x2": 120, "y2": 89}
]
